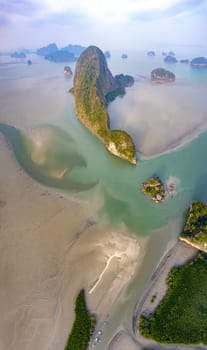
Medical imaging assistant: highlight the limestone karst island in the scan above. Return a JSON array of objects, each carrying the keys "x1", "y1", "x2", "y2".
[{"x1": 71, "y1": 45, "x2": 136, "y2": 164}]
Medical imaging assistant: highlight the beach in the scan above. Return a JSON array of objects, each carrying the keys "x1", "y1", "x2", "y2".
[
  {"x1": 0, "y1": 133, "x2": 140, "y2": 350},
  {"x1": 132, "y1": 240, "x2": 203, "y2": 350}
]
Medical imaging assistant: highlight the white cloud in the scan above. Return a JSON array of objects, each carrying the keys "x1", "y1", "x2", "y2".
[
  {"x1": 37, "y1": 0, "x2": 183, "y2": 22},
  {"x1": 1, "y1": 0, "x2": 206, "y2": 50},
  {"x1": 40, "y1": 0, "x2": 181, "y2": 13}
]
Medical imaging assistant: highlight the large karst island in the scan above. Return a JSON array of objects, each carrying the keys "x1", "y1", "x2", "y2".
[{"x1": 71, "y1": 45, "x2": 136, "y2": 164}]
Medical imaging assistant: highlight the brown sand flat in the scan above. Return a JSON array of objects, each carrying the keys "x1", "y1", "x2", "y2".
[{"x1": 0, "y1": 134, "x2": 140, "y2": 350}]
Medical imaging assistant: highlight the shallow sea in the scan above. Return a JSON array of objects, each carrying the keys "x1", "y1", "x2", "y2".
[{"x1": 0, "y1": 47, "x2": 207, "y2": 348}]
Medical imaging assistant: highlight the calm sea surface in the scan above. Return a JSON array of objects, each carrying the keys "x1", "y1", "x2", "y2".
[{"x1": 0, "y1": 47, "x2": 207, "y2": 348}]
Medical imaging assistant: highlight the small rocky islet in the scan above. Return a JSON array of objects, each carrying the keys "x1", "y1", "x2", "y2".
[
  {"x1": 104, "y1": 51, "x2": 111, "y2": 59},
  {"x1": 141, "y1": 176, "x2": 176, "y2": 203},
  {"x1": 190, "y1": 56, "x2": 207, "y2": 68},
  {"x1": 164, "y1": 55, "x2": 178, "y2": 63},
  {"x1": 64, "y1": 66, "x2": 73, "y2": 77},
  {"x1": 147, "y1": 51, "x2": 155, "y2": 56},
  {"x1": 151, "y1": 67, "x2": 175, "y2": 83}
]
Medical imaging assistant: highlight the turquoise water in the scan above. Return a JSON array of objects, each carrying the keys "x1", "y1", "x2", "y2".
[
  {"x1": 1, "y1": 49, "x2": 207, "y2": 348},
  {"x1": 1, "y1": 107, "x2": 207, "y2": 236},
  {"x1": 0, "y1": 49, "x2": 207, "y2": 239}
]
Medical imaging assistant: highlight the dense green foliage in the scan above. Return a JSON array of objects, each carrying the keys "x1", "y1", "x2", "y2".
[
  {"x1": 114, "y1": 74, "x2": 135, "y2": 87},
  {"x1": 142, "y1": 176, "x2": 165, "y2": 201},
  {"x1": 73, "y1": 45, "x2": 136, "y2": 163},
  {"x1": 108, "y1": 129, "x2": 136, "y2": 161},
  {"x1": 105, "y1": 86, "x2": 125, "y2": 103},
  {"x1": 64, "y1": 289, "x2": 96, "y2": 350},
  {"x1": 139, "y1": 252, "x2": 207, "y2": 344},
  {"x1": 180, "y1": 202, "x2": 207, "y2": 248}
]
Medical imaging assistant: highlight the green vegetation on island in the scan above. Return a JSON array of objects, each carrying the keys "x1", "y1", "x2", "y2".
[
  {"x1": 142, "y1": 176, "x2": 176, "y2": 203},
  {"x1": 72, "y1": 45, "x2": 136, "y2": 164},
  {"x1": 64, "y1": 289, "x2": 96, "y2": 350},
  {"x1": 139, "y1": 251, "x2": 207, "y2": 345},
  {"x1": 141, "y1": 176, "x2": 165, "y2": 203},
  {"x1": 180, "y1": 201, "x2": 207, "y2": 251}
]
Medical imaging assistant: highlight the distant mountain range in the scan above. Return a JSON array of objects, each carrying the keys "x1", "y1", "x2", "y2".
[{"x1": 36, "y1": 43, "x2": 86, "y2": 62}]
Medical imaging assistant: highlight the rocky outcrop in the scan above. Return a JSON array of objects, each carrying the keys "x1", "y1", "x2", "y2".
[
  {"x1": 27, "y1": 60, "x2": 32, "y2": 65},
  {"x1": 142, "y1": 176, "x2": 176, "y2": 203},
  {"x1": 162, "y1": 52, "x2": 167, "y2": 56},
  {"x1": 168, "y1": 51, "x2": 175, "y2": 56},
  {"x1": 72, "y1": 45, "x2": 136, "y2": 164},
  {"x1": 142, "y1": 176, "x2": 165, "y2": 203},
  {"x1": 36, "y1": 43, "x2": 58, "y2": 56},
  {"x1": 147, "y1": 51, "x2": 155, "y2": 56},
  {"x1": 121, "y1": 53, "x2": 128, "y2": 59},
  {"x1": 151, "y1": 67, "x2": 175, "y2": 83},
  {"x1": 164, "y1": 55, "x2": 177, "y2": 63},
  {"x1": 105, "y1": 74, "x2": 135, "y2": 103},
  {"x1": 64, "y1": 66, "x2": 73, "y2": 77},
  {"x1": 115, "y1": 74, "x2": 134, "y2": 87},
  {"x1": 191, "y1": 57, "x2": 207, "y2": 68}
]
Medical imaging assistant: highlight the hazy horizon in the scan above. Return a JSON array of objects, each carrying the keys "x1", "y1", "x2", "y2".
[{"x1": 1, "y1": 0, "x2": 207, "y2": 52}]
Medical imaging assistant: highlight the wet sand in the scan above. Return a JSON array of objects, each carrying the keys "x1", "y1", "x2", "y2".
[
  {"x1": 0, "y1": 134, "x2": 140, "y2": 350},
  {"x1": 108, "y1": 329, "x2": 141, "y2": 350},
  {"x1": 107, "y1": 241, "x2": 201, "y2": 350}
]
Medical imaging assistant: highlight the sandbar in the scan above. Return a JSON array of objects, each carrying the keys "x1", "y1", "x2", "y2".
[{"x1": 0, "y1": 134, "x2": 140, "y2": 350}]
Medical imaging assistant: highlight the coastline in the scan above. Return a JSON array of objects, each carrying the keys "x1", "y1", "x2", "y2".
[
  {"x1": 132, "y1": 240, "x2": 205, "y2": 350},
  {"x1": 0, "y1": 133, "x2": 140, "y2": 350}
]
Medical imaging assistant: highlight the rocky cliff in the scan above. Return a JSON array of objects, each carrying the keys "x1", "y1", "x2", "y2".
[{"x1": 72, "y1": 45, "x2": 136, "y2": 164}]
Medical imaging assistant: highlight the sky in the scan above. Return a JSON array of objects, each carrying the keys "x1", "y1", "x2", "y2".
[{"x1": 0, "y1": 0, "x2": 207, "y2": 51}]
